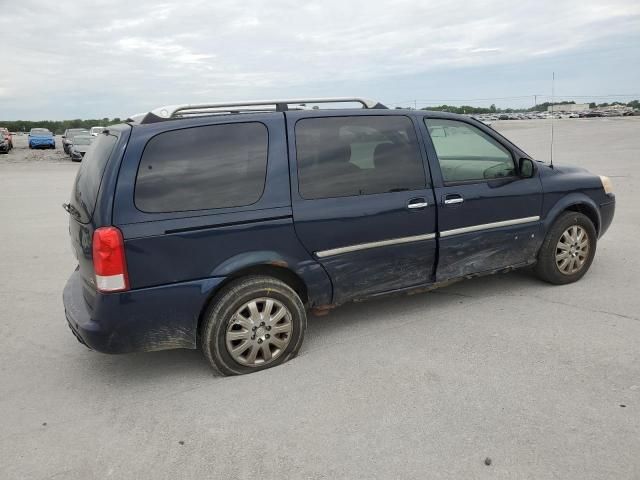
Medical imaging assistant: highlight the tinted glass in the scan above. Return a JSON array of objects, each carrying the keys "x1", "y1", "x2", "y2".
[
  {"x1": 425, "y1": 118, "x2": 515, "y2": 183},
  {"x1": 70, "y1": 132, "x2": 118, "y2": 223},
  {"x1": 296, "y1": 116, "x2": 426, "y2": 199},
  {"x1": 135, "y1": 122, "x2": 268, "y2": 212}
]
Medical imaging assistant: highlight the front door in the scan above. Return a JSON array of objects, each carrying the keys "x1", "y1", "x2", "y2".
[
  {"x1": 420, "y1": 116, "x2": 544, "y2": 281},
  {"x1": 288, "y1": 112, "x2": 437, "y2": 304}
]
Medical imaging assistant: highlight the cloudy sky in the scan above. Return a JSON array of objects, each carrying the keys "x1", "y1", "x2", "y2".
[{"x1": 1, "y1": 0, "x2": 639, "y2": 119}]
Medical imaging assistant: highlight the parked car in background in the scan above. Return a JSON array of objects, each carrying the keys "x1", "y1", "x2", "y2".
[
  {"x1": 90, "y1": 126, "x2": 105, "y2": 136},
  {"x1": 69, "y1": 134, "x2": 94, "y2": 162},
  {"x1": 62, "y1": 97, "x2": 615, "y2": 376},
  {"x1": 28, "y1": 128, "x2": 55, "y2": 149},
  {"x1": 62, "y1": 128, "x2": 90, "y2": 154},
  {"x1": 0, "y1": 133, "x2": 9, "y2": 154},
  {"x1": 0, "y1": 128, "x2": 13, "y2": 150}
]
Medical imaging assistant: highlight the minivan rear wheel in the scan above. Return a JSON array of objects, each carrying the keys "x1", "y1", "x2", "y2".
[
  {"x1": 534, "y1": 211, "x2": 597, "y2": 284},
  {"x1": 200, "y1": 276, "x2": 306, "y2": 375}
]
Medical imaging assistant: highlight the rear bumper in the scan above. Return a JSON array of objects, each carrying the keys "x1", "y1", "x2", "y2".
[
  {"x1": 63, "y1": 269, "x2": 226, "y2": 354},
  {"x1": 599, "y1": 196, "x2": 615, "y2": 237}
]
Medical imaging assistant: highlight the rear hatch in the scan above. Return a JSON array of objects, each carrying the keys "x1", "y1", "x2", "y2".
[{"x1": 65, "y1": 128, "x2": 128, "y2": 295}]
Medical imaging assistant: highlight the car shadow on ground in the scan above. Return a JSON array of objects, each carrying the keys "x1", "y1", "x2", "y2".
[{"x1": 73, "y1": 269, "x2": 542, "y2": 383}]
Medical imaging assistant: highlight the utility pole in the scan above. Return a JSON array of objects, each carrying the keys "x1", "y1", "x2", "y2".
[{"x1": 414, "y1": 100, "x2": 417, "y2": 110}]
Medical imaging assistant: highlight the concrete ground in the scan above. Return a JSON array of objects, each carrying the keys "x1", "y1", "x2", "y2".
[{"x1": 1, "y1": 118, "x2": 639, "y2": 479}]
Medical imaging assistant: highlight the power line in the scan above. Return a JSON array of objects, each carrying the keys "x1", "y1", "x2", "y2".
[
  {"x1": 390, "y1": 95, "x2": 533, "y2": 105},
  {"x1": 388, "y1": 93, "x2": 639, "y2": 107}
]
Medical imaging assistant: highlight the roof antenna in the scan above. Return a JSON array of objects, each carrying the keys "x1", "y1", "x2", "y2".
[{"x1": 550, "y1": 72, "x2": 555, "y2": 168}]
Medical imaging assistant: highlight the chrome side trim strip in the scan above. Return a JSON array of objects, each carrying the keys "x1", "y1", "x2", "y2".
[
  {"x1": 440, "y1": 216, "x2": 540, "y2": 237},
  {"x1": 315, "y1": 233, "x2": 436, "y2": 258}
]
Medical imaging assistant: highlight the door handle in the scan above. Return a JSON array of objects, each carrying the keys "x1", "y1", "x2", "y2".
[
  {"x1": 443, "y1": 195, "x2": 464, "y2": 206},
  {"x1": 407, "y1": 198, "x2": 428, "y2": 209}
]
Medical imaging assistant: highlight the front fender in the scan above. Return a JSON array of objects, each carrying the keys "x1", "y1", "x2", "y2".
[{"x1": 542, "y1": 192, "x2": 601, "y2": 234}]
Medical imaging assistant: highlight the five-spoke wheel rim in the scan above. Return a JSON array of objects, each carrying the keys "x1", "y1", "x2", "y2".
[
  {"x1": 555, "y1": 225, "x2": 590, "y2": 275},
  {"x1": 225, "y1": 297, "x2": 293, "y2": 367}
]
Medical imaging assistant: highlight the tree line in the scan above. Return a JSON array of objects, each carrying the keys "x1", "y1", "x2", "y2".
[
  {"x1": 394, "y1": 100, "x2": 640, "y2": 115},
  {"x1": 0, "y1": 118, "x2": 123, "y2": 135}
]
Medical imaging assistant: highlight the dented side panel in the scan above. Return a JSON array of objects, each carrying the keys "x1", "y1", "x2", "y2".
[
  {"x1": 436, "y1": 222, "x2": 544, "y2": 281},
  {"x1": 319, "y1": 239, "x2": 437, "y2": 304}
]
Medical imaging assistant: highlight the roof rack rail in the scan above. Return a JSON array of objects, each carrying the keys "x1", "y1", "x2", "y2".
[{"x1": 127, "y1": 97, "x2": 388, "y2": 124}]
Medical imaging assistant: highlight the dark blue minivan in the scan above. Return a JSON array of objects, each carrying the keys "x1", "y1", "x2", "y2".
[{"x1": 63, "y1": 97, "x2": 615, "y2": 375}]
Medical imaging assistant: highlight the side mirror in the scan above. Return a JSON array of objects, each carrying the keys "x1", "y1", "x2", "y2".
[
  {"x1": 519, "y1": 158, "x2": 535, "y2": 178},
  {"x1": 62, "y1": 135, "x2": 66, "y2": 139}
]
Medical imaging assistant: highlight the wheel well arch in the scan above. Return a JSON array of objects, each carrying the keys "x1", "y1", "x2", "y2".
[
  {"x1": 564, "y1": 203, "x2": 600, "y2": 235},
  {"x1": 196, "y1": 264, "x2": 309, "y2": 339}
]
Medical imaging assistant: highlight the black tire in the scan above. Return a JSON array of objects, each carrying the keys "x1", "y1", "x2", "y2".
[
  {"x1": 534, "y1": 211, "x2": 597, "y2": 284},
  {"x1": 201, "y1": 276, "x2": 306, "y2": 375}
]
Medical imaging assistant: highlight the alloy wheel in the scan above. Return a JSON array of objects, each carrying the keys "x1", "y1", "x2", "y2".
[
  {"x1": 225, "y1": 297, "x2": 293, "y2": 367},
  {"x1": 555, "y1": 225, "x2": 590, "y2": 275}
]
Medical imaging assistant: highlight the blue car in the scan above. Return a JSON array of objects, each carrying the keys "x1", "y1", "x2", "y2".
[
  {"x1": 62, "y1": 97, "x2": 615, "y2": 375},
  {"x1": 28, "y1": 128, "x2": 55, "y2": 149}
]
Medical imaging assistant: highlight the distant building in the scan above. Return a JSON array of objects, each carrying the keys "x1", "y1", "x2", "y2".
[
  {"x1": 597, "y1": 104, "x2": 627, "y2": 111},
  {"x1": 547, "y1": 103, "x2": 590, "y2": 112}
]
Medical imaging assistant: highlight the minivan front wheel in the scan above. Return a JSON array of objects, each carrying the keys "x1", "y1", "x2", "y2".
[
  {"x1": 201, "y1": 276, "x2": 306, "y2": 375},
  {"x1": 535, "y1": 211, "x2": 597, "y2": 284}
]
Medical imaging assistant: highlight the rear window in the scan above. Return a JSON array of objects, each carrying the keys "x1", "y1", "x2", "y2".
[
  {"x1": 70, "y1": 133, "x2": 118, "y2": 223},
  {"x1": 135, "y1": 122, "x2": 268, "y2": 213}
]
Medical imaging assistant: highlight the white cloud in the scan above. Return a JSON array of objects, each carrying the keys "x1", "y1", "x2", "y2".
[
  {"x1": 1, "y1": 0, "x2": 639, "y2": 118},
  {"x1": 116, "y1": 37, "x2": 215, "y2": 65}
]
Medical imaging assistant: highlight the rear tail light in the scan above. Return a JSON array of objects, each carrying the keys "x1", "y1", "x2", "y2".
[{"x1": 92, "y1": 226, "x2": 129, "y2": 292}]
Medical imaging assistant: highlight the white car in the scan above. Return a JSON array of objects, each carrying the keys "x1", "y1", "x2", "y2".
[{"x1": 90, "y1": 126, "x2": 105, "y2": 136}]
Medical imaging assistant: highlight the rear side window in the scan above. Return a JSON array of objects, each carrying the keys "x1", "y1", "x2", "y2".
[
  {"x1": 70, "y1": 132, "x2": 118, "y2": 223},
  {"x1": 296, "y1": 116, "x2": 426, "y2": 199},
  {"x1": 135, "y1": 123, "x2": 268, "y2": 212},
  {"x1": 424, "y1": 118, "x2": 515, "y2": 183}
]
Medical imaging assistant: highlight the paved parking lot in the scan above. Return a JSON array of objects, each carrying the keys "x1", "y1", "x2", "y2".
[{"x1": 1, "y1": 118, "x2": 639, "y2": 479}]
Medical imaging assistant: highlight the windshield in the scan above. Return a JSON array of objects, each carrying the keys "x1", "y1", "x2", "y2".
[
  {"x1": 73, "y1": 136, "x2": 93, "y2": 145},
  {"x1": 31, "y1": 129, "x2": 51, "y2": 136}
]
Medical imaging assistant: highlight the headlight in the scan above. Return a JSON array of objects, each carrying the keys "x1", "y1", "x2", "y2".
[{"x1": 600, "y1": 175, "x2": 614, "y2": 195}]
